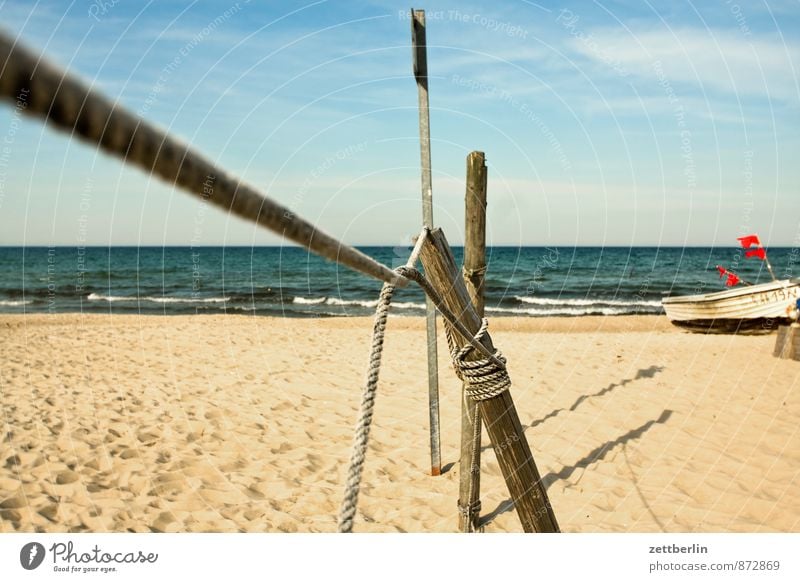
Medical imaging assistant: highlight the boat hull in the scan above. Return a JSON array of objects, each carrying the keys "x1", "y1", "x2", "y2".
[{"x1": 661, "y1": 278, "x2": 800, "y2": 333}]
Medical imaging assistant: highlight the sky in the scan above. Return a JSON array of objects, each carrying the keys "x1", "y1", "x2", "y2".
[{"x1": 0, "y1": 0, "x2": 798, "y2": 247}]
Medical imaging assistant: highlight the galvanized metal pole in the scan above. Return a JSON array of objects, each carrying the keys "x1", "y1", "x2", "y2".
[{"x1": 411, "y1": 8, "x2": 441, "y2": 476}]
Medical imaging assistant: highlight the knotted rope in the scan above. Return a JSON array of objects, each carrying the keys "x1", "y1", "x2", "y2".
[
  {"x1": 446, "y1": 318, "x2": 510, "y2": 533},
  {"x1": 451, "y1": 319, "x2": 511, "y2": 402},
  {"x1": 338, "y1": 232, "x2": 511, "y2": 532}
]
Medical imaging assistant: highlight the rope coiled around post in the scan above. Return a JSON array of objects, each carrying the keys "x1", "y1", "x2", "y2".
[
  {"x1": 451, "y1": 319, "x2": 511, "y2": 402},
  {"x1": 339, "y1": 254, "x2": 512, "y2": 532}
]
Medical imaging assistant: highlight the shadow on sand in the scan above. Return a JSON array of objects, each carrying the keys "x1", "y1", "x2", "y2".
[
  {"x1": 480, "y1": 407, "x2": 673, "y2": 528},
  {"x1": 528, "y1": 364, "x2": 665, "y2": 430}
]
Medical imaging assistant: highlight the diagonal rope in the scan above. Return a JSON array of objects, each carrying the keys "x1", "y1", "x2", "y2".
[
  {"x1": 0, "y1": 32, "x2": 511, "y2": 532},
  {"x1": 0, "y1": 31, "x2": 405, "y2": 287}
]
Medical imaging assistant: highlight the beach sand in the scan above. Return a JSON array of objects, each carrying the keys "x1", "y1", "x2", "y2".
[{"x1": 1, "y1": 313, "x2": 798, "y2": 533}]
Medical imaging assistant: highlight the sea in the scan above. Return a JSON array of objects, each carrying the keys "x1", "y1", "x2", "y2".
[{"x1": 1, "y1": 246, "x2": 797, "y2": 317}]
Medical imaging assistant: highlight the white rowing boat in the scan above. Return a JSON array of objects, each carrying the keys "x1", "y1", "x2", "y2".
[{"x1": 661, "y1": 278, "x2": 800, "y2": 333}]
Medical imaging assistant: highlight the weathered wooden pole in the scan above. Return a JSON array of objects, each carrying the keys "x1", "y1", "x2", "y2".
[
  {"x1": 419, "y1": 228, "x2": 559, "y2": 533},
  {"x1": 774, "y1": 322, "x2": 800, "y2": 360},
  {"x1": 411, "y1": 8, "x2": 441, "y2": 476},
  {"x1": 459, "y1": 151, "x2": 487, "y2": 532}
]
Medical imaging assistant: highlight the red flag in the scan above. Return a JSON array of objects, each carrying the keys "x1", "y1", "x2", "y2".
[
  {"x1": 737, "y1": 234, "x2": 761, "y2": 248},
  {"x1": 726, "y1": 273, "x2": 741, "y2": 287},
  {"x1": 716, "y1": 265, "x2": 727, "y2": 278},
  {"x1": 745, "y1": 248, "x2": 766, "y2": 260}
]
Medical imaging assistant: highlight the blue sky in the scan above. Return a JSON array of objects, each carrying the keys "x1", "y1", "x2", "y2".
[{"x1": 1, "y1": 0, "x2": 798, "y2": 246}]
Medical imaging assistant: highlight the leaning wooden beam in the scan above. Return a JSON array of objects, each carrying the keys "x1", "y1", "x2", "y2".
[
  {"x1": 459, "y1": 151, "x2": 488, "y2": 532},
  {"x1": 0, "y1": 31, "x2": 405, "y2": 287},
  {"x1": 419, "y1": 228, "x2": 559, "y2": 533}
]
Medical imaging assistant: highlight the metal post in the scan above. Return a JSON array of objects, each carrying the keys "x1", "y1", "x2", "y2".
[{"x1": 411, "y1": 8, "x2": 441, "y2": 476}]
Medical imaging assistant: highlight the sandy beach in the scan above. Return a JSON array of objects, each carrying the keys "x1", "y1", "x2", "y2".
[{"x1": 1, "y1": 313, "x2": 798, "y2": 533}]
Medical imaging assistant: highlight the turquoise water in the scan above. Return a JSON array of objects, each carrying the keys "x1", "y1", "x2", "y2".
[{"x1": 1, "y1": 246, "x2": 796, "y2": 317}]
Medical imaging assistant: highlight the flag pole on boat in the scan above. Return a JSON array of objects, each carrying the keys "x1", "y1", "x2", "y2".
[
  {"x1": 716, "y1": 265, "x2": 751, "y2": 286},
  {"x1": 737, "y1": 234, "x2": 777, "y2": 282}
]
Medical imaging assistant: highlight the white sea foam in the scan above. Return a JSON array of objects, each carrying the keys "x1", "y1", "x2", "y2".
[
  {"x1": 326, "y1": 297, "x2": 380, "y2": 308},
  {"x1": 0, "y1": 299, "x2": 32, "y2": 306},
  {"x1": 514, "y1": 295, "x2": 662, "y2": 308},
  {"x1": 292, "y1": 296, "x2": 425, "y2": 310},
  {"x1": 87, "y1": 293, "x2": 229, "y2": 304},
  {"x1": 292, "y1": 296, "x2": 327, "y2": 305},
  {"x1": 487, "y1": 304, "x2": 662, "y2": 316}
]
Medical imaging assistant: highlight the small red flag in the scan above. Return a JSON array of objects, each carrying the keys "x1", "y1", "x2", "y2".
[
  {"x1": 745, "y1": 248, "x2": 766, "y2": 260},
  {"x1": 737, "y1": 234, "x2": 761, "y2": 248},
  {"x1": 716, "y1": 265, "x2": 727, "y2": 278},
  {"x1": 726, "y1": 273, "x2": 741, "y2": 287}
]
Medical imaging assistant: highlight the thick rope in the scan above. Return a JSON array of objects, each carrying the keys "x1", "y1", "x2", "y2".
[
  {"x1": 458, "y1": 406, "x2": 483, "y2": 533},
  {"x1": 1, "y1": 30, "x2": 512, "y2": 534},
  {"x1": 0, "y1": 31, "x2": 405, "y2": 287},
  {"x1": 452, "y1": 319, "x2": 511, "y2": 402},
  {"x1": 337, "y1": 282, "x2": 394, "y2": 532},
  {"x1": 462, "y1": 265, "x2": 488, "y2": 280},
  {"x1": 339, "y1": 249, "x2": 512, "y2": 531}
]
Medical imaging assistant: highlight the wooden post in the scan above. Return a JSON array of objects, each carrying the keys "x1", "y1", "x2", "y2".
[
  {"x1": 419, "y1": 228, "x2": 559, "y2": 533},
  {"x1": 411, "y1": 8, "x2": 441, "y2": 476},
  {"x1": 459, "y1": 151, "x2": 487, "y2": 532},
  {"x1": 774, "y1": 323, "x2": 800, "y2": 360}
]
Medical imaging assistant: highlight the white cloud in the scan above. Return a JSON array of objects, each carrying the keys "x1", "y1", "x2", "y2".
[{"x1": 569, "y1": 27, "x2": 800, "y2": 102}]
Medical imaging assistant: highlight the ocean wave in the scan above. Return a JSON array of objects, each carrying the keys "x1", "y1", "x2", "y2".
[
  {"x1": 326, "y1": 297, "x2": 380, "y2": 308},
  {"x1": 291, "y1": 296, "x2": 426, "y2": 310},
  {"x1": 0, "y1": 299, "x2": 32, "y2": 306},
  {"x1": 292, "y1": 296, "x2": 326, "y2": 305},
  {"x1": 487, "y1": 304, "x2": 663, "y2": 317},
  {"x1": 87, "y1": 293, "x2": 229, "y2": 304},
  {"x1": 513, "y1": 295, "x2": 662, "y2": 308},
  {"x1": 486, "y1": 304, "x2": 663, "y2": 317}
]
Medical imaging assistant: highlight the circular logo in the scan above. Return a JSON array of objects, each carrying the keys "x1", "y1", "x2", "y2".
[{"x1": 20, "y1": 542, "x2": 46, "y2": 570}]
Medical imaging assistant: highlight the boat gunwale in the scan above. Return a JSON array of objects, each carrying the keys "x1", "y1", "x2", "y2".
[{"x1": 661, "y1": 278, "x2": 800, "y2": 305}]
